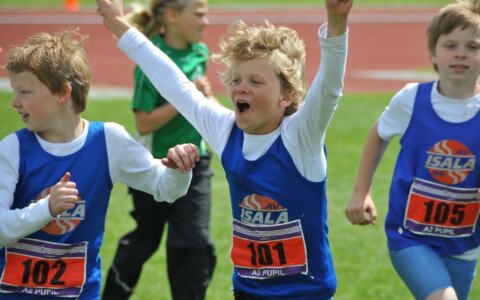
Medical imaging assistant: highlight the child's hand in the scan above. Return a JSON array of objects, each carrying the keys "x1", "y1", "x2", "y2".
[
  {"x1": 326, "y1": 0, "x2": 353, "y2": 16},
  {"x1": 48, "y1": 172, "x2": 79, "y2": 217},
  {"x1": 96, "y1": 0, "x2": 132, "y2": 38},
  {"x1": 161, "y1": 143, "x2": 200, "y2": 174},
  {"x1": 345, "y1": 192, "x2": 377, "y2": 225},
  {"x1": 194, "y1": 76, "x2": 213, "y2": 99},
  {"x1": 325, "y1": 0, "x2": 353, "y2": 37}
]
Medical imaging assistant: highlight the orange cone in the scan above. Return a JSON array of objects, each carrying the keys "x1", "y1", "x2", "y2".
[{"x1": 65, "y1": 0, "x2": 79, "y2": 11}]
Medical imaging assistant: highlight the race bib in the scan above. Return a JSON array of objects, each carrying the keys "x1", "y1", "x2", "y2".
[
  {"x1": 404, "y1": 178, "x2": 480, "y2": 237},
  {"x1": 0, "y1": 238, "x2": 87, "y2": 297},
  {"x1": 231, "y1": 219, "x2": 308, "y2": 279}
]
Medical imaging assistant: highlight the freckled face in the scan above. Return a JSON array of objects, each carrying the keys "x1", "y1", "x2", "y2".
[
  {"x1": 9, "y1": 71, "x2": 62, "y2": 134},
  {"x1": 228, "y1": 57, "x2": 290, "y2": 135},
  {"x1": 431, "y1": 27, "x2": 480, "y2": 85}
]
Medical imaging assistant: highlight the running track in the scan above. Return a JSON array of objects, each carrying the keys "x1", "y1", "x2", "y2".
[{"x1": 0, "y1": 6, "x2": 440, "y2": 95}]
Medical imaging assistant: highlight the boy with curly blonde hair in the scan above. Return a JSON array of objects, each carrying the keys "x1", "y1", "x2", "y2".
[{"x1": 97, "y1": 0, "x2": 352, "y2": 298}]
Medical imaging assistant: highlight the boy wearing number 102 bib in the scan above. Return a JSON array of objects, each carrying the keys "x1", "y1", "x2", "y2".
[
  {"x1": 0, "y1": 29, "x2": 198, "y2": 299},
  {"x1": 345, "y1": 1, "x2": 480, "y2": 300}
]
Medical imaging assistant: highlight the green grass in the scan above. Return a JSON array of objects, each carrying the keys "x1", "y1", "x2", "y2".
[
  {"x1": 0, "y1": 0, "x2": 453, "y2": 9},
  {"x1": 1, "y1": 90, "x2": 479, "y2": 299}
]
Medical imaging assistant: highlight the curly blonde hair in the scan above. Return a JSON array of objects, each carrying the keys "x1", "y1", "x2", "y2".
[
  {"x1": 212, "y1": 20, "x2": 306, "y2": 116},
  {"x1": 6, "y1": 28, "x2": 90, "y2": 113}
]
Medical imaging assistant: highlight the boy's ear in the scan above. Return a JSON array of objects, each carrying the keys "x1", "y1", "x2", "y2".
[
  {"x1": 428, "y1": 49, "x2": 437, "y2": 64},
  {"x1": 57, "y1": 83, "x2": 72, "y2": 104},
  {"x1": 279, "y1": 89, "x2": 294, "y2": 108}
]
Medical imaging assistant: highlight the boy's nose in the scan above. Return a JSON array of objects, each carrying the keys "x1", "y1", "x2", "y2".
[
  {"x1": 11, "y1": 96, "x2": 20, "y2": 108},
  {"x1": 235, "y1": 81, "x2": 249, "y2": 94},
  {"x1": 455, "y1": 47, "x2": 467, "y2": 58},
  {"x1": 202, "y1": 16, "x2": 209, "y2": 26}
]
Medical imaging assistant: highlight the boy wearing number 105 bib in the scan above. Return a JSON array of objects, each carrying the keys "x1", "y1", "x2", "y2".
[
  {"x1": 0, "y1": 29, "x2": 198, "y2": 299},
  {"x1": 345, "y1": 1, "x2": 480, "y2": 299}
]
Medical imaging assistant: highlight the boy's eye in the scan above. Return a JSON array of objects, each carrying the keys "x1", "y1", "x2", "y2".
[{"x1": 12, "y1": 89, "x2": 28, "y2": 95}]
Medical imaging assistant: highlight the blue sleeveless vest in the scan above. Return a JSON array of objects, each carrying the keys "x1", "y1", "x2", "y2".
[
  {"x1": 386, "y1": 82, "x2": 480, "y2": 255},
  {"x1": 221, "y1": 125, "x2": 335, "y2": 300},
  {"x1": 0, "y1": 122, "x2": 113, "y2": 299}
]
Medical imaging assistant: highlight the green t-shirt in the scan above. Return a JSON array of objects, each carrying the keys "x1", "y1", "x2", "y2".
[{"x1": 132, "y1": 34, "x2": 208, "y2": 158}]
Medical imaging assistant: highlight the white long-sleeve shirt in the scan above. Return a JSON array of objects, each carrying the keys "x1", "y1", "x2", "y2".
[
  {"x1": 0, "y1": 120, "x2": 191, "y2": 246},
  {"x1": 118, "y1": 23, "x2": 348, "y2": 182}
]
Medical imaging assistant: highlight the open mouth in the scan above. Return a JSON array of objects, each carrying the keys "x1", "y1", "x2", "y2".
[{"x1": 236, "y1": 100, "x2": 250, "y2": 114}]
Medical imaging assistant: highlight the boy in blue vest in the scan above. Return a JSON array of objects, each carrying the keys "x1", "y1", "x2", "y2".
[
  {"x1": 0, "y1": 29, "x2": 198, "y2": 299},
  {"x1": 345, "y1": 1, "x2": 480, "y2": 299},
  {"x1": 96, "y1": 0, "x2": 352, "y2": 299}
]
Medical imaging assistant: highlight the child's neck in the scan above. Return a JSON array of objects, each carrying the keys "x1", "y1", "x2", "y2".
[
  {"x1": 164, "y1": 33, "x2": 189, "y2": 50},
  {"x1": 38, "y1": 118, "x2": 84, "y2": 143},
  {"x1": 437, "y1": 80, "x2": 480, "y2": 100}
]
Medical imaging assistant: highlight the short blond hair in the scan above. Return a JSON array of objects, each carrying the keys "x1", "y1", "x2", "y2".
[
  {"x1": 212, "y1": 20, "x2": 306, "y2": 116},
  {"x1": 6, "y1": 29, "x2": 90, "y2": 113}
]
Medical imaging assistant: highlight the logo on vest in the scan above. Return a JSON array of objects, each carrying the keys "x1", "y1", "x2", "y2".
[
  {"x1": 239, "y1": 194, "x2": 288, "y2": 224},
  {"x1": 33, "y1": 186, "x2": 85, "y2": 235},
  {"x1": 425, "y1": 139, "x2": 476, "y2": 185}
]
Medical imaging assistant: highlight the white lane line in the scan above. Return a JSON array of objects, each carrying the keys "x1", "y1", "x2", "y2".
[{"x1": 352, "y1": 70, "x2": 437, "y2": 81}]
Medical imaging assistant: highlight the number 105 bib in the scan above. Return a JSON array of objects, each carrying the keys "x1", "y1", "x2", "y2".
[{"x1": 404, "y1": 178, "x2": 480, "y2": 237}]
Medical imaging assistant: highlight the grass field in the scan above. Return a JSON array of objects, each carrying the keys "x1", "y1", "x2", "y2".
[{"x1": 1, "y1": 89, "x2": 479, "y2": 299}]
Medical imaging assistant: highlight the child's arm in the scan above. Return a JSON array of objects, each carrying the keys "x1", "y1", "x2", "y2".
[
  {"x1": 345, "y1": 121, "x2": 389, "y2": 225},
  {"x1": 283, "y1": 1, "x2": 351, "y2": 181},
  {"x1": 105, "y1": 122, "x2": 193, "y2": 203},
  {"x1": 0, "y1": 135, "x2": 56, "y2": 246},
  {"x1": 97, "y1": 0, "x2": 234, "y2": 156}
]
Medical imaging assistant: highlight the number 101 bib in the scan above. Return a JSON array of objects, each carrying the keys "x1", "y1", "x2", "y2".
[{"x1": 231, "y1": 219, "x2": 308, "y2": 279}]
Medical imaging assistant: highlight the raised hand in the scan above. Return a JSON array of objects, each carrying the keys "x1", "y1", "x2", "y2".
[
  {"x1": 161, "y1": 143, "x2": 200, "y2": 174},
  {"x1": 325, "y1": 0, "x2": 353, "y2": 37},
  {"x1": 96, "y1": 0, "x2": 132, "y2": 38},
  {"x1": 48, "y1": 172, "x2": 79, "y2": 217}
]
